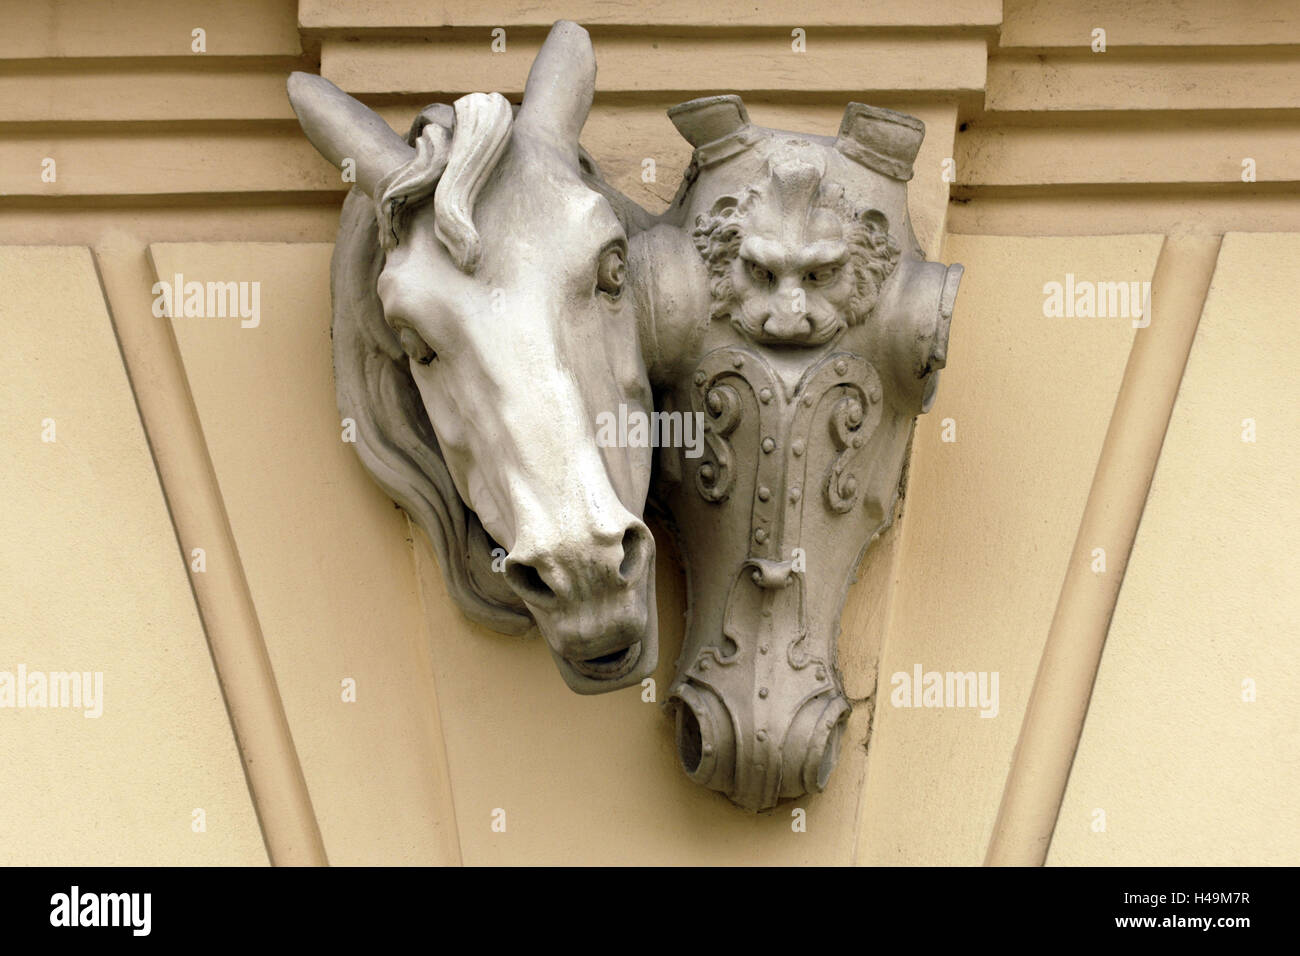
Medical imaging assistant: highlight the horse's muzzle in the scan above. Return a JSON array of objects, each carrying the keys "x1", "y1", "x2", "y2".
[{"x1": 507, "y1": 521, "x2": 659, "y2": 694}]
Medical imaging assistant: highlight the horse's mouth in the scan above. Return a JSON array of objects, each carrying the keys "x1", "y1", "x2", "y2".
[
  {"x1": 540, "y1": 565, "x2": 658, "y2": 694},
  {"x1": 568, "y1": 641, "x2": 642, "y2": 681}
]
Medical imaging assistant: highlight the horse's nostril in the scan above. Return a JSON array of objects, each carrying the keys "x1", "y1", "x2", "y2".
[
  {"x1": 505, "y1": 560, "x2": 556, "y2": 604},
  {"x1": 619, "y1": 524, "x2": 652, "y2": 582}
]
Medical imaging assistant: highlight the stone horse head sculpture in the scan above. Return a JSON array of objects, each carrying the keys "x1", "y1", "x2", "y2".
[
  {"x1": 632, "y1": 96, "x2": 962, "y2": 809},
  {"x1": 287, "y1": 21, "x2": 659, "y2": 693}
]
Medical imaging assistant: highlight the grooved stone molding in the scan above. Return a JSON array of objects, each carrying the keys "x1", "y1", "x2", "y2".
[{"x1": 288, "y1": 19, "x2": 961, "y2": 810}]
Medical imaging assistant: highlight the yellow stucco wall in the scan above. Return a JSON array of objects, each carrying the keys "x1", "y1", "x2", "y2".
[
  {"x1": 2, "y1": 0, "x2": 1296, "y2": 865},
  {"x1": 1048, "y1": 234, "x2": 1300, "y2": 865},
  {"x1": 0, "y1": 247, "x2": 266, "y2": 865}
]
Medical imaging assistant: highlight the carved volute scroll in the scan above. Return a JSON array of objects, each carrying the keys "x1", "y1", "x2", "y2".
[{"x1": 290, "y1": 20, "x2": 961, "y2": 814}]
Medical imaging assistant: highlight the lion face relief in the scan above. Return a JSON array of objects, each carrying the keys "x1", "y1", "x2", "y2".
[{"x1": 691, "y1": 149, "x2": 901, "y2": 347}]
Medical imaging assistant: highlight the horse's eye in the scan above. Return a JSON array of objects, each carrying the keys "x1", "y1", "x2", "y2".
[
  {"x1": 597, "y1": 245, "x2": 626, "y2": 298},
  {"x1": 399, "y1": 326, "x2": 437, "y2": 365}
]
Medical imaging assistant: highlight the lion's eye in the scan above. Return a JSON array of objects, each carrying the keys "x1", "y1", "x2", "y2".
[
  {"x1": 806, "y1": 266, "x2": 840, "y2": 284},
  {"x1": 747, "y1": 260, "x2": 775, "y2": 286},
  {"x1": 399, "y1": 326, "x2": 437, "y2": 365},
  {"x1": 597, "y1": 244, "x2": 626, "y2": 298}
]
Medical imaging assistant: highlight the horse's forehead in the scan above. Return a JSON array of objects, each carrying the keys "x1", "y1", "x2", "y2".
[
  {"x1": 484, "y1": 146, "x2": 604, "y2": 226},
  {"x1": 471, "y1": 160, "x2": 617, "y2": 270},
  {"x1": 384, "y1": 140, "x2": 615, "y2": 292}
]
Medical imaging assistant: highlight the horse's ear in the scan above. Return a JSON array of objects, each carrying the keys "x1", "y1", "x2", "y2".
[
  {"x1": 516, "y1": 20, "x2": 595, "y2": 157},
  {"x1": 287, "y1": 72, "x2": 415, "y2": 196}
]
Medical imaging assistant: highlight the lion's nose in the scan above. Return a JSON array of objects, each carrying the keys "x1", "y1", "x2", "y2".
[{"x1": 762, "y1": 309, "x2": 814, "y2": 340}]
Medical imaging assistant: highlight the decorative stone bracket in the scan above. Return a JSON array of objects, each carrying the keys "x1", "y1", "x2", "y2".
[{"x1": 288, "y1": 20, "x2": 961, "y2": 812}]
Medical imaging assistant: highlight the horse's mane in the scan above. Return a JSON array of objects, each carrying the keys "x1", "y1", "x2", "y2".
[{"x1": 330, "y1": 95, "x2": 531, "y2": 633}]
